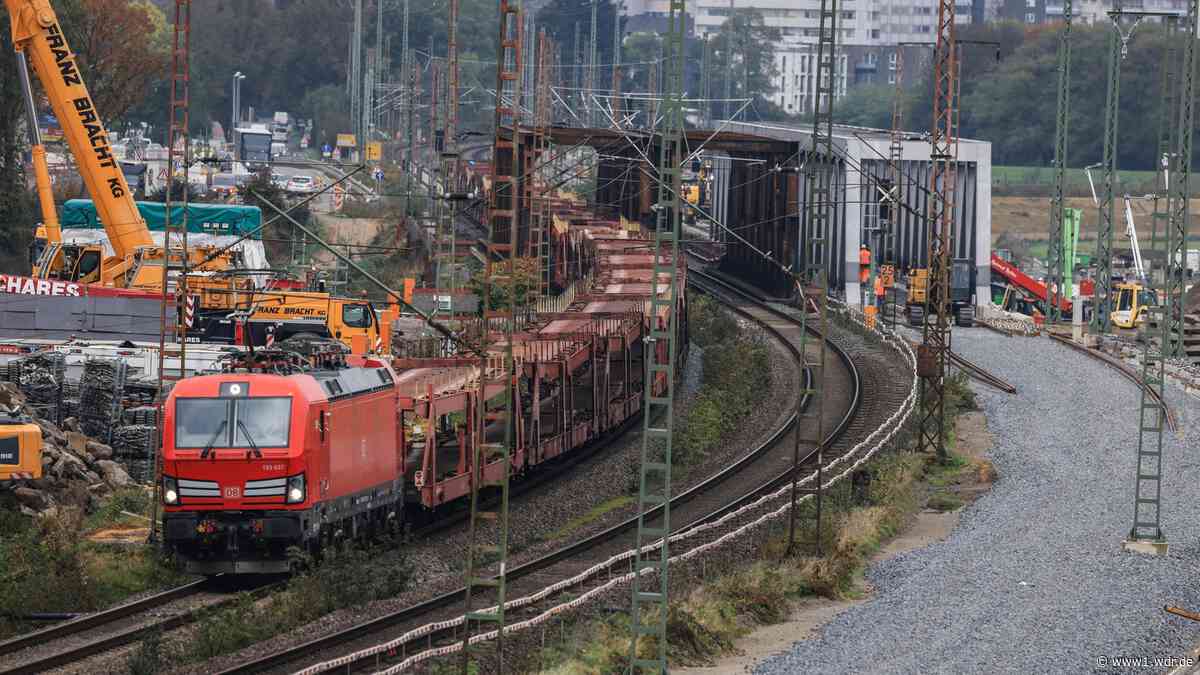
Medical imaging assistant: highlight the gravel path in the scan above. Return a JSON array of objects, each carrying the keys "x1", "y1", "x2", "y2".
[{"x1": 756, "y1": 328, "x2": 1200, "y2": 675}]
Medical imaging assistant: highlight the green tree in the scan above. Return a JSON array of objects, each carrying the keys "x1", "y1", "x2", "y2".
[
  {"x1": 464, "y1": 257, "x2": 538, "y2": 315},
  {"x1": 535, "y1": 0, "x2": 621, "y2": 78},
  {"x1": 704, "y1": 9, "x2": 780, "y2": 121},
  {"x1": 833, "y1": 84, "x2": 895, "y2": 130},
  {"x1": 302, "y1": 84, "x2": 353, "y2": 151},
  {"x1": 240, "y1": 170, "x2": 308, "y2": 266}
]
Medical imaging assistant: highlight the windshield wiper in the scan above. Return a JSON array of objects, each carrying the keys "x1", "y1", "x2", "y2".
[
  {"x1": 200, "y1": 420, "x2": 228, "y2": 460},
  {"x1": 237, "y1": 420, "x2": 263, "y2": 459}
]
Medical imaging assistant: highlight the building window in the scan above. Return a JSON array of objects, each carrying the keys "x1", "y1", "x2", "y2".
[
  {"x1": 888, "y1": 51, "x2": 897, "y2": 69},
  {"x1": 1026, "y1": 0, "x2": 1036, "y2": 6},
  {"x1": 889, "y1": 72, "x2": 896, "y2": 84},
  {"x1": 867, "y1": 52, "x2": 878, "y2": 65},
  {"x1": 842, "y1": 10, "x2": 855, "y2": 19},
  {"x1": 871, "y1": 28, "x2": 881, "y2": 39},
  {"x1": 918, "y1": 24, "x2": 931, "y2": 32},
  {"x1": 783, "y1": 56, "x2": 787, "y2": 69},
  {"x1": 1026, "y1": 11, "x2": 1036, "y2": 21}
]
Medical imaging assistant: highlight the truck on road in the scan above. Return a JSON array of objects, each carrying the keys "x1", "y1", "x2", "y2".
[{"x1": 272, "y1": 111, "x2": 289, "y2": 142}]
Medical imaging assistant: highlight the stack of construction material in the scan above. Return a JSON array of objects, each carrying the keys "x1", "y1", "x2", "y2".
[
  {"x1": 0, "y1": 382, "x2": 136, "y2": 518},
  {"x1": 1147, "y1": 313, "x2": 1200, "y2": 364},
  {"x1": 78, "y1": 358, "x2": 128, "y2": 443},
  {"x1": 14, "y1": 352, "x2": 66, "y2": 422},
  {"x1": 122, "y1": 405, "x2": 158, "y2": 426},
  {"x1": 123, "y1": 381, "x2": 159, "y2": 407},
  {"x1": 112, "y1": 424, "x2": 157, "y2": 483}
]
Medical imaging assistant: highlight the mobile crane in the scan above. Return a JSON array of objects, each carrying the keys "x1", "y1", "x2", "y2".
[
  {"x1": 6, "y1": 0, "x2": 241, "y2": 291},
  {"x1": 2, "y1": 0, "x2": 395, "y2": 355}
]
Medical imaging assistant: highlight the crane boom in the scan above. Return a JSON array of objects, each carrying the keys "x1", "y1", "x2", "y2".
[
  {"x1": 5, "y1": 0, "x2": 151, "y2": 263},
  {"x1": 15, "y1": 50, "x2": 60, "y2": 245}
]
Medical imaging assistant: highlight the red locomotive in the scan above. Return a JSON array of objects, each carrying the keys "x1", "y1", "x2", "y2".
[
  {"x1": 161, "y1": 349, "x2": 403, "y2": 574},
  {"x1": 161, "y1": 218, "x2": 687, "y2": 575}
]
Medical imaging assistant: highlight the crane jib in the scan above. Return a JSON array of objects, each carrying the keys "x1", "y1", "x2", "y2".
[
  {"x1": 43, "y1": 22, "x2": 81, "y2": 86},
  {"x1": 39, "y1": 20, "x2": 124, "y2": 196},
  {"x1": 72, "y1": 98, "x2": 119, "y2": 172}
]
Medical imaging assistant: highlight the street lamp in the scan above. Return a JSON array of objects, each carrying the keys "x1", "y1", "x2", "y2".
[{"x1": 231, "y1": 72, "x2": 245, "y2": 132}]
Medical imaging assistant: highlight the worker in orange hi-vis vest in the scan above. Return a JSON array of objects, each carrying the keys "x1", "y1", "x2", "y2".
[
  {"x1": 859, "y1": 245, "x2": 871, "y2": 284},
  {"x1": 874, "y1": 273, "x2": 885, "y2": 308}
]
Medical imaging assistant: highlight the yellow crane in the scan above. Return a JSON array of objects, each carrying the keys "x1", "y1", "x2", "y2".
[
  {"x1": 4, "y1": 0, "x2": 395, "y2": 356},
  {"x1": 6, "y1": 0, "x2": 240, "y2": 288}
]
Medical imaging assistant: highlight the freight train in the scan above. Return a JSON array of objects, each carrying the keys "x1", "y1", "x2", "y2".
[{"x1": 160, "y1": 217, "x2": 686, "y2": 574}]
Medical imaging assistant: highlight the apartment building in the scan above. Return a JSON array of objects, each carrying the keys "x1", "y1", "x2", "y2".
[{"x1": 623, "y1": 1, "x2": 980, "y2": 116}]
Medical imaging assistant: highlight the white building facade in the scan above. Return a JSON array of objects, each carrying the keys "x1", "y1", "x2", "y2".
[{"x1": 624, "y1": 1, "x2": 979, "y2": 116}]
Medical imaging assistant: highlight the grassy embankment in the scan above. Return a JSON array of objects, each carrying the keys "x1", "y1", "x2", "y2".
[
  {"x1": 0, "y1": 488, "x2": 185, "y2": 642},
  {"x1": 126, "y1": 541, "x2": 412, "y2": 674}
]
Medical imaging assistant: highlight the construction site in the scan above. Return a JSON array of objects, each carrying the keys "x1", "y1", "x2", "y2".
[{"x1": 0, "y1": 0, "x2": 1199, "y2": 673}]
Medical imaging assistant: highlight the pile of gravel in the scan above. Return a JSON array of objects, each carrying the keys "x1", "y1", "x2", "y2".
[{"x1": 756, "y1": 328, "x2": 1200, "y2": 674}]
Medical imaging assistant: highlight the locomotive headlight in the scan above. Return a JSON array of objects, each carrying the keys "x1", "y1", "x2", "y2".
[
  {"x1": 163, "y1": 476, "x2": 179, "y2": 505},
  {"x1": 286, "y1": 473, "x2": 306, "y2": 504}
]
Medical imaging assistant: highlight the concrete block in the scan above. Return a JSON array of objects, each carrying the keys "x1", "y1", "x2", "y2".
[{"x1": 1122, "y1": 539, "x2": 1169, "y2": 556}]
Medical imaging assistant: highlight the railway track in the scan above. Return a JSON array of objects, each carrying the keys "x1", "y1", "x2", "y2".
[
  {"x1": 898, "y1": 338, "x2": 1017, "y2": 395},
  {"x1": 1048, "y1": 332, "x2": 1178, "y2": 433},
  {"x1": 0, "y1": 391, "x2": 649, "y2": 674},
  {"x1": 213, "y1": 265, "x2": 916, "y2": 674},
  {"x1": 949, "y1": 349, "x2": 1017, "y2": 394},
  {"x1": 0, "y1": 576, "x2": 279, "y2": 675}
]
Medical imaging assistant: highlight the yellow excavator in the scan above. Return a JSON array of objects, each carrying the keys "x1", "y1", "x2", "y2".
[
  {"x1": 1111, "y1": 282, "x2": 1158, "y2": 330},
  {"x1": 0, "y1": 409, "x2": 41, "y2": 481}
]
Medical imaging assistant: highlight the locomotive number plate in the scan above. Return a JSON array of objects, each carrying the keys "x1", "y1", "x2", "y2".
[{"x1": 224, "y1": 486, "x2": 241, "y2": 498}]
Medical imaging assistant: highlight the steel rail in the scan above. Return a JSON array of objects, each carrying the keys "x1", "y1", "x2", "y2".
[
  {"x1": 215, "y1": 264, "x2": 860, "y2": 675},
  {"x1": 1048, "y1": 332, "x2": 1178, "y2": 433},
  {"x1": 0, "y1": 578, "x2": 281, "y2": 675},
  {"x1": 0, "y1": 577, "x2": 212, "y2": 655}
]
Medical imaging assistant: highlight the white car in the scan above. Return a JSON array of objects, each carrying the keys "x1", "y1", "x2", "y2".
[{"x1": 286, "y1": 175, "x2": 316, "y2": 194}]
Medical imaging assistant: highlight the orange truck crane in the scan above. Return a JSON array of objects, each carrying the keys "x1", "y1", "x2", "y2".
[
  {"x1": 6, "y1": 0, "x2": 240, "y2": 290},
  {"x1": 2, "y1": 0, "x2": 395, "y2": 356}
]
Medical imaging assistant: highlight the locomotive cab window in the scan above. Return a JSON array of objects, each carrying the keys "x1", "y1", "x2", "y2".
[
  {"x1": 175, "y1": 397, "x2": 292, "y2": 448},
  {"x1": 342, "y1": 303, "x2": 372, "y2": 328}
]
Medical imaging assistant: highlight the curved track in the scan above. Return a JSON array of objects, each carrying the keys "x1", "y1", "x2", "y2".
[
  {"x1": 1047, "y1": 332, "x2": 1178, "y2": 432},
  {"x1": 213, "y1": 267, "x2": 902, "y2": 675}
]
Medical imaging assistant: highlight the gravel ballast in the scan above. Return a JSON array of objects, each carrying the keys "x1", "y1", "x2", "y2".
[{"x1": 756, "y1": 328, "x2": 1200, "y2": 675}]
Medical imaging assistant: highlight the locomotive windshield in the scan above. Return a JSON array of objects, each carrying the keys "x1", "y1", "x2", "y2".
[{"x1": 175, "y1": 397, "x2": 292, "y2": 449}]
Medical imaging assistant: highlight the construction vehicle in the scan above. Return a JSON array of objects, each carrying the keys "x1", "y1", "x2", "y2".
[
  {"x1": 3, "y1": 1, "x2": 390, "y2": 356},
  {"x1": 7, "y1": 0, "x2": 245, "y2": 293},
  {"x1": 1111, "y1": 282, "x2": 1159, "y2": 329},
  {"x1": 1107, "y1": 195, "x2": 1158, "y2": 329},
  {"x1": 201, "y1": 289, "x2": 396, "y2": 354},
  {"x1": 989, "y1": 253, "x2": 1086, "y2": 318},
  {"x1": 906, "y1": 259, "x2": 975, "y2": 327},
  {"x1": 0, "y1": 409, "x2": 42, "y2": 481}
]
